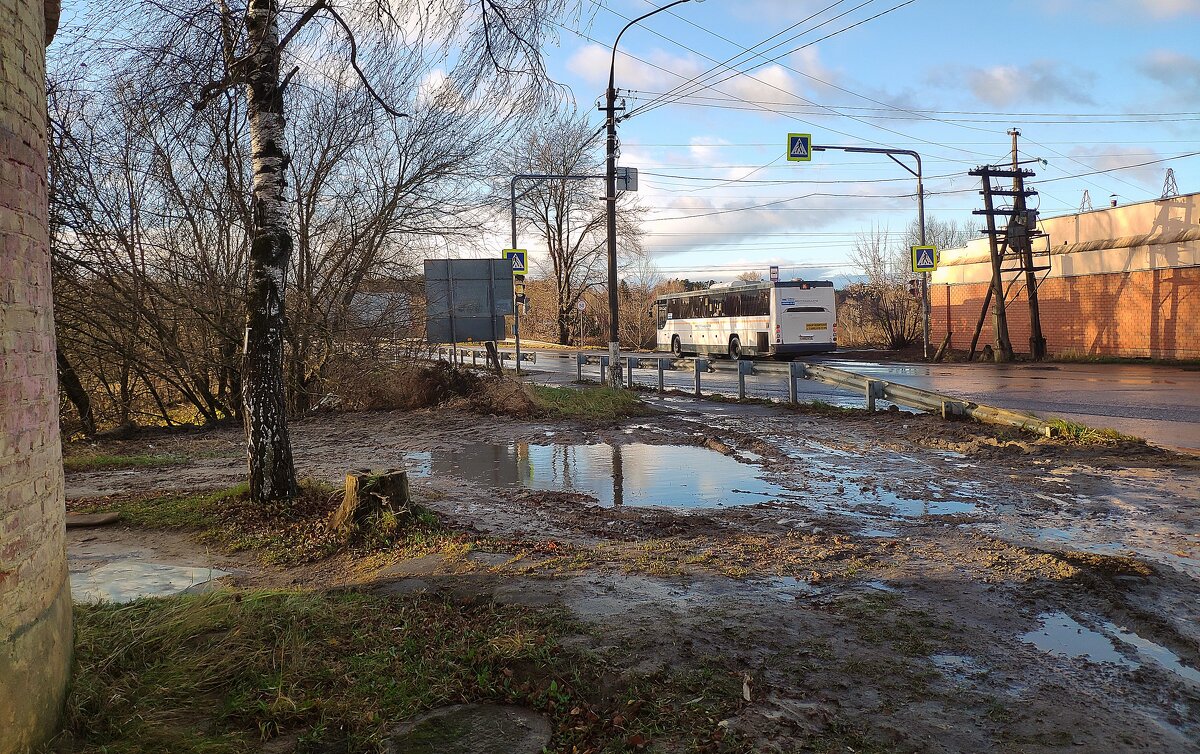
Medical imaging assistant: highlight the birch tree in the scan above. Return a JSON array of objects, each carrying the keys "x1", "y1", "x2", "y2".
[{"x1": 65, "y1": 0, "x2": 575, "y2": 502}]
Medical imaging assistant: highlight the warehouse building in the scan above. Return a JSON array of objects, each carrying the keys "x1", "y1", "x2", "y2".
[{"x1": 930, "y1": 191, "x2": 1200, "y2": 360}]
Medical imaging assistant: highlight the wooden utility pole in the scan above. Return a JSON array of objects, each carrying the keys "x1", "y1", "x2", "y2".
[
  {"x1": 974, "y1": 172, "x2": 1015, "y2": 362},
  {"x1": 1008, "y1": 130, "x2": 1047, "y2": 360}
]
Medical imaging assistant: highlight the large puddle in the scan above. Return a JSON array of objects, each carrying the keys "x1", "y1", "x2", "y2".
[
  {"x1": 71, "y1": 560, "x2": 229, "y2": 604},
  {"x1": 405, "y1": 442, "x2": 788, "y2": 508},
  {"x1": 1021, "y1": 611, "x2": 1200, "y2": 686}
]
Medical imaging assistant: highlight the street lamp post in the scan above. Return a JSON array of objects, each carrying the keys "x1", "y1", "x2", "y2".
[
  {"x1": 811, "y1": 145, "x2": 929, "y2": 358},
  {"x1": 605, "y1": 0, "x2": 696, "y2": 387}
]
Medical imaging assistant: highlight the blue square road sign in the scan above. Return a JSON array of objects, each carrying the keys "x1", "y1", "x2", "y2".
[
  {"x1": 504, "y1": 249, "x2": 527, "y2": 275},
  {"x1": 911, "y1": 245, "x2": 938, "y2": 273},
  {"x1": 787, "y1": 133, "x2": 812, "y2": 162}
]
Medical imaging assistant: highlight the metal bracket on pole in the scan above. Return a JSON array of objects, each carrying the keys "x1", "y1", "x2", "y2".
[
  {"x1": 693, "y1": 358, "x2": 708, "y2": 398},
  {"x1": 737, "y1": 359, "x2": 755, "y2": 399},
  {"x1": 865, "y1": 379, "x2": 885, "y2": 412},
  {"x1": 788, "y1": 361, "x2": 804, "y2": 403},
  {"x1": 626, "y1": 357, "x2": 638, "y2": 389}
]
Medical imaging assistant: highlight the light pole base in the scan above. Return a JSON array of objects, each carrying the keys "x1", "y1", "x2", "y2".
[{"x1": 607, "y1": 341, "x2": 622, "y2": 388}]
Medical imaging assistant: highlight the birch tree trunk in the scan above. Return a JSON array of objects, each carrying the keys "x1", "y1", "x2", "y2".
[{"x1": 242, "y1": 0, "x2": 297, "y2": 502}]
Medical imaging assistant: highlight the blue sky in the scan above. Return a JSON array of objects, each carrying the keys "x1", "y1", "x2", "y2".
[{"x1": 536, "y1": 0, "x2": 1200, "y2": 283}]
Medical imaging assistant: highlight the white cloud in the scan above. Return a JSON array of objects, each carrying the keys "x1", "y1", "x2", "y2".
[
  {"x1": 567, "y1": 43, "x2": 841, "y2": 118},
  {"x1": 930, "y1": 61, "x2": 1095, "y2": 107},
  {"x1": 1138, "y1": 50, "x2": 1200, "y2": 96},
  {"x1": 1064, "y1": 146, "x2": 1164, "y2": 186},
  {"x1": 1029, "y1": 0, "x2": 1200, "y2": 19}
]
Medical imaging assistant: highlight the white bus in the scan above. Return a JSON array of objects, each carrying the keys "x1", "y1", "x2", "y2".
[{"x1": 652, "y1": 279, "x2": 836, "y2": 359}]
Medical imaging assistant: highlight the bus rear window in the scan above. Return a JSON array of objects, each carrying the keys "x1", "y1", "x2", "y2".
[{"x1": 786, "y1": 306, "x2": 827, "y2": 313}]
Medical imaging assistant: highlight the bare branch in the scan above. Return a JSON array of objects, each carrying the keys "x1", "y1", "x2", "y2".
[{"x1": 323, "y1": 4, "x2": 409, "y2": 119}]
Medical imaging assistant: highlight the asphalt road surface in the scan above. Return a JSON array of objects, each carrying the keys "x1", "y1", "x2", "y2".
[{"x1": 499, "y1": 347, "x2": 1200, "y2": 453}]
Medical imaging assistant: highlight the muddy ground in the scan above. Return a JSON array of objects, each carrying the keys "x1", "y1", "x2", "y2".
[{"x1": 64, "y1": 394, "x2": 1200, "y2": 753}]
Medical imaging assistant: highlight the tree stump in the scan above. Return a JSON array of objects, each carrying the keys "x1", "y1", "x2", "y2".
[{"x1": 329, "y1": 469, "x2": 419, "y2": 536}]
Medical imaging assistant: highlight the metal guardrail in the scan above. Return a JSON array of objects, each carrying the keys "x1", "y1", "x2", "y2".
[
  {"x1": 434, "y1": 347, "x2": 536, "y2": 366},
  {"x1": 797, "y1": 362, "x2": 1055, "y2": 436},
  {"x1": 572, "y1": 350, "x2": 1055, "y2": 437}
]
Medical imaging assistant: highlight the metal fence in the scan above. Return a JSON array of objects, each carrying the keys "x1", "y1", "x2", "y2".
[{"x1": 573, "y1": 352, "x2": 1055, "y2": 437}]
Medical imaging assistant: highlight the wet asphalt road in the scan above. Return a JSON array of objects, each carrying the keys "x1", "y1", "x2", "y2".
[{"x1": 498, "y1": 347, "x2": 1200, "y2": 453}]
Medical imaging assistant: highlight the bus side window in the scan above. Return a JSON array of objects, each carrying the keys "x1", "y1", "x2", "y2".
[{"x1": 656, "y1": 304, "x2": 667, "y2": 329}]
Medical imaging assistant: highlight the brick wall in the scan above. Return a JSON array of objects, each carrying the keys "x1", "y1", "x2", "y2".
[
  {"x1": 0, "y1": 0, "x2": 72, "y2": 751},
  {"x1": 931, "y1": 266, "x2": 1200, "y2": 359}
]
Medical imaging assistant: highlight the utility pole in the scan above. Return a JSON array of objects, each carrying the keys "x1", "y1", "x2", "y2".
[
  {"x1": 604, "y1": 0, "x2": 696, "y2": 387},
  {"x1": 975, "y1": 171, "x2": 1015, "y2": 362},
  {"x1": 1009, "y1": 130, "x2": 1047, "y2": 360},
  {"x1": 968, "y1": 137, "x2": 1049, "y2": 362},
  {"x1": 604, "y1": 74, "x2": 622, "y2": 387}
]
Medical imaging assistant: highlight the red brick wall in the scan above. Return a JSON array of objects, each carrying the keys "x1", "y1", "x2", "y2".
[
  {"x1": 0, "y1": 0, "x2": 72, "y2": 751},
  {"x1": 931, "y1": 267, "x2": 1200, "y2": 359}
]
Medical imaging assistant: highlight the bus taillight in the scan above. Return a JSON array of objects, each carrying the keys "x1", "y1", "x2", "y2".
[{"x1": 775, "y1": 324, "x2": 781, "y2": 343}]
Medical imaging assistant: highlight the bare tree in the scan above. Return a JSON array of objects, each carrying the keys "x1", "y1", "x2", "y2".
[
  {"x1": 63, "y1": 0, "x2": 577, "y2": 503},
  {"x1": 842, "y1": 217, "x2": 970, "y2": 350},
  {"x1": 501, "y1": 112, "x2": 643, "y2": 345},
  {"x1": 844, "y1": 224, "x2": 919, "y2": 349}
]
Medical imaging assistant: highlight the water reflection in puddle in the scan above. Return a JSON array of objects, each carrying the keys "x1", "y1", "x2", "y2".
[
  {"x1": 405, "y1": 443, "x2": 787, "y2": 509},
  {"x1": 71, "y1": 560, "x2": 229, "y2": 604},
  {"x1": 1022, "y1": 611, "x2": 1200, "y2": 685},
  {"x1": 1021, "y1": 612, "x2": 1136, "y2": 667}
]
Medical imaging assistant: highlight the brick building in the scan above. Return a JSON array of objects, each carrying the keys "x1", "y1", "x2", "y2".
[
  {"x1": 930, "y1": 191, "x2": 1200, "y2": 360},
  {"x1": 1, "y1": 1, "x2": 72, "y2": 751}
]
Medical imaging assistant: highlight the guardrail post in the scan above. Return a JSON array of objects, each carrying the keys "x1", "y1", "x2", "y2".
[
  {"x1": 693, "y1": 358, "x2": 708, "y2": 398},
  {"x1": 657, "y1": 357, "x2": 676, "y2": 391},
  {"x1": 599, "y1": 356, "x2": 609, "y2": 383},
  {"x1": 626, "y1": 357, "x2": 637, "y2": 389},
  {"x1": 865, "y1": 379, "x2": 885, "y2": 412},
  {"x1": 788, "y1": 361, "x2": 803, "y2": 403},
  {"x1": 471, "y1": 350, "x2": 478, "y2": 367},
  {"x1": 737, "y1": 359, "x2": 755, "y2": 399},
  {"x1": 576, "y1": 352, "x2": 585, "y2": 382}
]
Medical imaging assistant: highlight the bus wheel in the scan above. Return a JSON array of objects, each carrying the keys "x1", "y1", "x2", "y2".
[
  {"x1": 728, "y1": 336, "x2": 742, "y2": 360},
  {"x1": 671, "y1": 336, "x2": 683, "y2": 357}
]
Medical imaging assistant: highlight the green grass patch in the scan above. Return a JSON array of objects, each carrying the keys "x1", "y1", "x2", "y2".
[
  {"x1": 54, "y1": 590, "x2": 576, "y2": 753},
  {"x1": 62, "y1": 453, "x2": 188, "y2": 472},
  {"x1": 75, "y1": 481, "x2": 459, "y2": 566},
  {"x1": 53, "y1": 589, "x2": 753, "y2": 753},
  {"x1": 1048, "y1": 418, "x2": 1144, "y2": 445},
  {"x1": 529, "y1": 385, "x2": 653, "y2": 422}
]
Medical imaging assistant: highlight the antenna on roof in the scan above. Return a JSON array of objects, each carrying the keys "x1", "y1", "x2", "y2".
[
  {"x1": 1079, "y1": 190, "x2": 1093, "y2": 213},
  {"x1": 1162, "y1": 168, "x2": 1179, "y2": 199}
]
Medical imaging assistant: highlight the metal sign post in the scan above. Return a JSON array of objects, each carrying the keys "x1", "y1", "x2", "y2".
[
  {"x1": 794, "y1": 139, "x2": 929, "y2": 358},
  {"x1": 503, "y1": 249, "x2": 527, "y2": 376},
  {"x1": 576, "y1": 298, "x2": 586, "y2": 347}
]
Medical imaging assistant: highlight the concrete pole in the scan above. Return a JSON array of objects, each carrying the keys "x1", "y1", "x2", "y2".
[{"x1": 605, "y1": 0, "x2": 694, "y2": 388}]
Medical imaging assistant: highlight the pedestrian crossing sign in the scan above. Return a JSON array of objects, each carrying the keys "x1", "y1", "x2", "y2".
[
  {"x1": 787, "y1": 133, "x2": 812, "y2": 162},
  {"x1": 504, "y1": 249, "x2": 527, "y2": 275},
  {"x1": 911, "y1": 245, "x2": 938, "y2": 273}
]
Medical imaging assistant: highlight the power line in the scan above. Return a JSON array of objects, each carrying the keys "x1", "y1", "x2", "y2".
[
  {"x1": 612, "y1": 0, "x2": 991, "y2": 160},
  {"x1": 623, "y1": 0, "x2": 869, "y2": 118},
  {"x1": 561, "y1": 7, "x2": 989, "y2": 163},
  {"x1": 621, "y1": 93, "x2": 1200, "y2": 124}
]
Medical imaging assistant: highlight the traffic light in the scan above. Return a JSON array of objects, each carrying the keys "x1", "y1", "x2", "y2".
[{"x1": 907, "y1": 279, "x2": 919, "y2": 298}]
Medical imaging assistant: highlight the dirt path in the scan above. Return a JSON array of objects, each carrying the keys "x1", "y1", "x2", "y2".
[{"x1": 64, "y1": 398, "x2": 1200, "y2": 753}]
